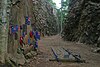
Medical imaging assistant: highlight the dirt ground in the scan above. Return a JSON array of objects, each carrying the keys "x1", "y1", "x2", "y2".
[{"x1": 23, "y1": 35, "x2": 100, "y2": 67}]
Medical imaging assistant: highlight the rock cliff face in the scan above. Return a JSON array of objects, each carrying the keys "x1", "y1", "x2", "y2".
[
  {"x1": 32, "y1": 0, "x2": 58, "y2": 35},
  {"x1": 8, "y1": 0, "x2": 58, "y2": 54},
  {"x1": 63, "y1": 0, "x2": 100, "y2": 47},
  {"x1": 0, "y1": 0, "x2": 58, "y2": 64}
]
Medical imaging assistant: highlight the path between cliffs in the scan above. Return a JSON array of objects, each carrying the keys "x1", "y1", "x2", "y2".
[{"x1": 23, "y1": 35, "x2": 100, "y2": 67}]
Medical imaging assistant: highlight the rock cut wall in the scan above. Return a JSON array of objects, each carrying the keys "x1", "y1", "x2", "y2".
[
  {"x1": 0, "y1": 0, "x2": 58, "y2": 65},
  {"x1": 32, "y1": 0, "x2": 58, "y2": 35},
  {"x1": 63, "y1": 0, "x2": 100, "y2": 47}
]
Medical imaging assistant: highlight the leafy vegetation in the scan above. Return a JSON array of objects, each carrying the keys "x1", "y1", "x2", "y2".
[
  {"x1": 47, "y1": 0, "x2": 69, "y2": 32},
  {"x1": 48, "y1": 0, "x2": 56, "y2": 8}
]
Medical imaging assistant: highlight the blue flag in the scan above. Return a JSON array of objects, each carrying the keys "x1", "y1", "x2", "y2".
[
  {"x1": 25, "y1": 16, "x2": 30, "y2": 25},
  {"x1": 28, "y1": 38, "x2": 31, "y2": 45}
]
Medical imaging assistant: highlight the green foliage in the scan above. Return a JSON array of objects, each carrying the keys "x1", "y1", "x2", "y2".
[
  {"x1": 61, "y1": 0, "x2": 69, "y2": 18},
  {"x1": 55, "y1": 0, "x2": 69, "y2": 32},
  {"x1": 57, "y1": 0, "x2": 69, "y2": 24},
  {"x1": 47, "y1": 0, "x2": 69, "y2": 31},
  {"x1": 0, "y1": 18, "x2": 2, "y2": 22},
  {"x1": 48, "y1": 0, "x2": 56, "y2": 8}
]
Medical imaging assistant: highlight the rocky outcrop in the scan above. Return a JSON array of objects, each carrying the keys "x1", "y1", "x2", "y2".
[{"x1": 63, "y1": 0, "x2": 100, "y2": 47}]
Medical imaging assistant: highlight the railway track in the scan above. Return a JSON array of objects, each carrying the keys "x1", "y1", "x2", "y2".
[{"x1": 50, "y1": 47, "x2": 85, "y2": 63}]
